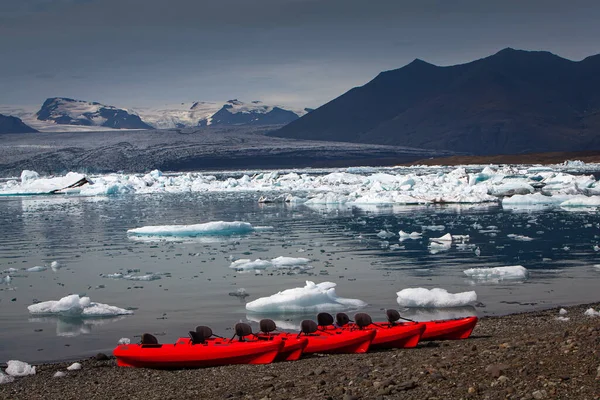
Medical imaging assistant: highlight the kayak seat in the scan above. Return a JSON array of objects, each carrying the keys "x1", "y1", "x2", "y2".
[
  {"x1": 234, "y1": 322, "x2": 253, "y2": 341},
  {"x1": 189, "y1": 330, "x2": 206, "y2": 345},
  {"x1": 300, "y1": 320, "x2": 318, "y2": 335},
  {"x1": 354, "y1": 313, "x2": 373, "y2": 329},
  {"x1": 336, "y1": 313, "x2": 350, "y2": 327},
  {"x1": 259, "y1": 319, "x2": 277, "y2": 334},
  {"x1": 140, "y1": 333, "x2": 161, "y2": 348},
  {"x1": 196, "y1": 326, "x2": 213, "y2": 338},
  {"x1": 317, "y1": 312, "x2": 334, "y2": 328},
  {"x1": 386, "y1": 309, "x2": 401, "y2": 325}
]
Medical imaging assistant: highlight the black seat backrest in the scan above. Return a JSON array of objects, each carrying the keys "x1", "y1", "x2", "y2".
[
  {"x1": 196, "y1": 326, "x2": 213, "y2": 338},
  {"x1": 386, "y1": 309, "x2": 401, "y2": 324},
  {"x1": 300, "y1": 319, "x2": 318, "y2": 335},
  {"x1": 189, "y1": 330, "x2": 205, "y2": 344},
  {"x1": 234, "y1": 322, "x2": 253, "y2": 339},
  {"x1": 141, "y1": 333, "x2": 158, "y2": 345},
  {"x1": 259, "y1": 319, "x2": 277, "y2": 333},
  {"x1": 354, "y1": 313, "x2": 373, "y2": 329},
  {"x1": 336, "y1": 313, "x2": 350, "y2": 327},
  {"x1": 317, "y1": 312, "x2": 334, "y2": 327}
]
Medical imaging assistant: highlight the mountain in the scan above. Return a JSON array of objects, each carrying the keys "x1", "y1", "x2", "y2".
[
  {"x1": 36, "y1": 97, "x2": 153, "y2": 129},
  {"x1": 0, "y1": 114, "x2": 38, "y2": 134},
  {"x1": 271, "y1": 48, "x2": 600, "y2": 155},
  {"x1": 135, "y1": 99, "x2": 308, "y2": 129}
]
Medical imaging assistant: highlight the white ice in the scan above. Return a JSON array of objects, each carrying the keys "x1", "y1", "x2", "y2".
[
  {"x1": 463, "y1": 265, "x2": 529, "y2": 281},
  {"x1": 507, "y1": 234, "x2": 534, "y2": 241},
  {"x1": 431, "y1": 233, "x2": 452, "y2": 242},
  {"x1": 584, "y1": 308, "x2": 600, "y2": 317},
  {"x1": 127, "y1": 221, "x2": 254, "y2": 237},
  {"x1": 396, "y1": 287, "x2": 477, "y2": 307},
  {"x1": 559, "y1": 196, "x2": 600, "y2": 208},
  {"x1": 398, "y1": 230, "x2": 422, "y2": 241},
  {"x1": 27, "y1": 294, "x2": 133, "y2": 317},
  {"x1": 117, "y1": 338, "x2": 131, "y2": 345},
  {"x1": 66, "y1": 363, "x2": 82, "y2": 371},
  {"x1": 0, "y1": 372, "x2": 14, "y2": 384},
  {"x1": 26, "y1": 266, "x2": 47, "y2": 272},
  {"x1": 230, "y1": 256, "x2": 312, "y2": 271},
  {"x1": 245, "y1": 281, "x2": 366, "y2": 313},
  {"x1": 377, "y1": 230, "x2": 395, "y2": 239},
  {"x1": 559, "y1": 308, "x2": 568, "y2": 315},
  {"x1": 53, "y1": 371, "x2": 66, "y2": 378},
  {"x1": 5, "y1": 360, "x2": 36, "y2": 377}
]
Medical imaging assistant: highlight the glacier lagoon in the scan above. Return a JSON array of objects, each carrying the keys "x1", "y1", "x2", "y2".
[{"x1": 1, "y1": 164, "x2": 600, "y2": 363}]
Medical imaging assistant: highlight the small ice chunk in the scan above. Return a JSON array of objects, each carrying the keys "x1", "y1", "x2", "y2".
[
  {"x1": 431, "y1": 233, "x2": 452, "y2": 242},
  {"x1": 593, "y1": 245, "x2": 600, "y2": 252},
  {"x1": 584, "y1": 308, "x2": 600, "y2": 317},
  {"x1": 5, "y1": 360, "x2": 36, "y2": 377},
  {"x1": 556, "y1": 316, "x2": 570, "y2": 322},
  {"x1": 229, "y1": 288, "x2": 249, "y2": 298},
  {"x1": 3, "y1": 275, "x2": 11, "y2": 284},
  {"x1": 117, "y1": 338, "x2": 131, "y2": 345},
  {"x1": 53, "y1": 371, "x2": 66, "y2": 378},
  {"x1": 474, "y1": 247, "x2": 481, "y2": 256},
  {"x1": 27, "y1": 266, "x2": 47, "y2": 272},
  {"x1": 398, "y1": 230, "x2": 422, "y2": 241},
  {"x1": 0, "y1": 372, "x2": 15, "y2": 384},
  {"x1": 428, "y1": 241, "x2": 451, "y2": 254},
  {"x1": 376, "y1": 230, "x2": 395, "y2": 239},
  {"x1": 50, "y1": 261, "x2": 62, "y2": 271},
  {"x1": 559, "y1": 308, "x2": 568, "y2": 315},
  {"x1": 422, "y1": 225, "x2": 445, "y2": 231},
  {"x1": 507, "y1": 234, "x2": 534, "y2": 241},
  {"x1": 463, "y1": 266, "x2": 529, "y2": 281},
  {"x1": 246, "y1": 281, "x2": 366, "y2": 313},
  {"x1": 396, "y1": 287, "x2": 477, "y2": 307},
  {"x1": 66, "y1": 363, "x2": 82, "y2": 371},
  {"x1": 127, "y1": 221, "x2": 254, "y2": 237},
  {"x1": 229, "y1": 259, "x2": 272, "y2": 270},
  {"x1": 20, "y1": 170, "x2": 39, "y2": 183},
  {"x1": 271, "y1": 256, "x2": 311, "y2": 269}
]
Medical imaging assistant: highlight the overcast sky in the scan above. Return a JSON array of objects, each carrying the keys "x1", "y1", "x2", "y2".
[{"x1": 2, "y1": 0, "x2": 600, "y2": 109}]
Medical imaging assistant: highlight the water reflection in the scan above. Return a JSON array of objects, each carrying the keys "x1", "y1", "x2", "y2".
[{"x1": 29, "y1": 315, "x2": 128, "y2": 337}]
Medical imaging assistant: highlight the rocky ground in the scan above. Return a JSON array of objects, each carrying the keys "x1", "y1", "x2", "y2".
[{"x1": 1, "y1": 303, "x2": 599, "y2": 400}]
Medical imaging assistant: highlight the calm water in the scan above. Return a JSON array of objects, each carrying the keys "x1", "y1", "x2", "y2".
[{"x1": 1, "y1": 191, "x2": 600, "y2": 363}]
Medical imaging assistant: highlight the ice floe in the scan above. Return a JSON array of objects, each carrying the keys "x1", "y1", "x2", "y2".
[
  {"x1": 396, "y1": 288, "x2": 477, "y2": 307},
  {"x1": 5, "y1": 360, "x2": 36, "y2": 377},
  {"x1": 127, "y1": 221, "x2": 254, "y2": 237},
  {"x1": 507, "y1": 234, "x2": 534, "y2": 241},
  {"x1": 26, "y1": 266, "x2": 47, "y2": 272},
  {"x1": 463, "y1": 266, "x2": 529, "y2": 282},
  {"x1": 230, "y1": 257, "x2": 312, "y2": 271},
  {"x1": 398, "y1": 230, "x2": 422, "y2": 241},
  {"x1": 27, "y1": 294, "x2": 133, "y2": 317},
  {"x1": 245, "y1": 281, "x2": 366, "y2": 313}
]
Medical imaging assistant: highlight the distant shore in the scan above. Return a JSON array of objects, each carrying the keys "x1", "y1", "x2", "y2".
[
  {"x1": 408, "y1": 150, "x2": 600, "y2": 166},
  {"x1": 2, "y1": 302, "x2": 599, "y2": 400}
]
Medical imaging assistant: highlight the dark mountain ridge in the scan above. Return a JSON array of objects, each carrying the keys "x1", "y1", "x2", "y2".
[
  {"x1": 0, "y1": 114, "x2": 38, "y2": 134},
  {"x1": 272, "y1": 48, "x2": 600, "y2": 155}
]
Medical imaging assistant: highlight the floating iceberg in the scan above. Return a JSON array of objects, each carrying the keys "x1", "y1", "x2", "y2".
[
  {"x1": 507, "y1": 234, "x2": 534, "y2": 241},
  {"x1": 5, "y1": 360, "x2": 36, "y2": 377},
  {"x1": 27, "y1": 294, "x2": 133, "y2": 317},
  {"x1": 271, "y1": 256, "x2": 311, "y2": 269},
  {"x1": 229, "y1": 259, "x2": 272, "y2": 271},
  {"x1": 559, "y1": 196, "x2": 600, "y2": 208},
  {"x1": 246, "y1": 281, "x2": 366, "y2": 313},
  {"x1": 396, "y1": 287, "x2": 477, "y2": 307},
  {"x1": 431, "y1": 233, "x2": 452, "y2": 242},
  {"x1": 26, "y1": 266, "x2": 47, "y2": 272},
  {"x1": 127, "y1": 221, "x2": 254, "y2": 237},
  {"x1": 463, "y1": 265, "x2": 529, "y2": 281}
]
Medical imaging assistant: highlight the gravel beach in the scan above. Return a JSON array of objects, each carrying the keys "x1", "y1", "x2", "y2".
[{"x1": 1, "y1": 303, "x2": 599, "y2": 400}]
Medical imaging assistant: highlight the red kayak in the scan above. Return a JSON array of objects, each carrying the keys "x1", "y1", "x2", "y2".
[
  {"x1": 383, "y1": 310, "x2": 478, "y2": 341},
  {"x1": 255, "y1": 319, "x2": 309, "y2": 362},
  {"x1": 335, "y1": 312, "x2": 426, "y2": 349},
  {"x1": 299, "y1": 313, "x2": 376, "y2": 354},
  {"x1": 114, "y1": 324, "x2": 283, "y2": 368}
]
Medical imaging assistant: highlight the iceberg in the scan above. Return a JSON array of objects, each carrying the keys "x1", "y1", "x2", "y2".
[
  {"x1": 229, "y1": 259, "x2": 272, "y2": 271},
  {"x1": 463, "y1": 265, "x2": 529, "y2": 281},
  {"x1": 271, "y1": 256, "x2": 311, "y2": 269},
  {"x1": 431, "y1": 233, "x2": 452, "y2": 242},
  {"x1": 27, "y1": 294, "x2": 133, "y2": 317},
  {"x1": 127, "y1": 221, "x2": 254, "y2": 237},
  {"x1": 507, "y1": 234, "x2": 534, "y2": 241},
  {"x1": 559, "y1": 196, "x2": 600, "y2": 208},
  {"x1": 396, "y1": 287, "x2": 477, "y2": 307},
  {"x1": 246, "y1": 281, "x2": 366, "y2": 313},
  {"x1": 230, "y1": 257, "x2": 312, "y2": 271}
]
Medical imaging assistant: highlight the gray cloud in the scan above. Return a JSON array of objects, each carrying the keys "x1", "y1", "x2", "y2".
[{"x1": 1, "y1": 0, "x2": 600, "y2": 108}]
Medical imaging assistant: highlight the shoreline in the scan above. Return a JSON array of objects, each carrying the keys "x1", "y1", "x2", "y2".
[{"x1": 2, "y1": 302, "x2": 599, "y2": 400}]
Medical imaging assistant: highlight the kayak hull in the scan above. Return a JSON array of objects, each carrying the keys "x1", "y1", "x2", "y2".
[
  {"x1": 303, "y1": 329, "x2": 376, "y2": 354},
  {"x1": 421, "y1": 316, "x2": 478, "y2": 340},
  {"x1": 114, "y1": 337, "x2": 283, "y2": 368},
  {"x1": 369, "y1": 323, "x2": 426, "y2": 349},
  {"x1": 254, "y1": 334, "x2": 309, "y2": 362}
]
